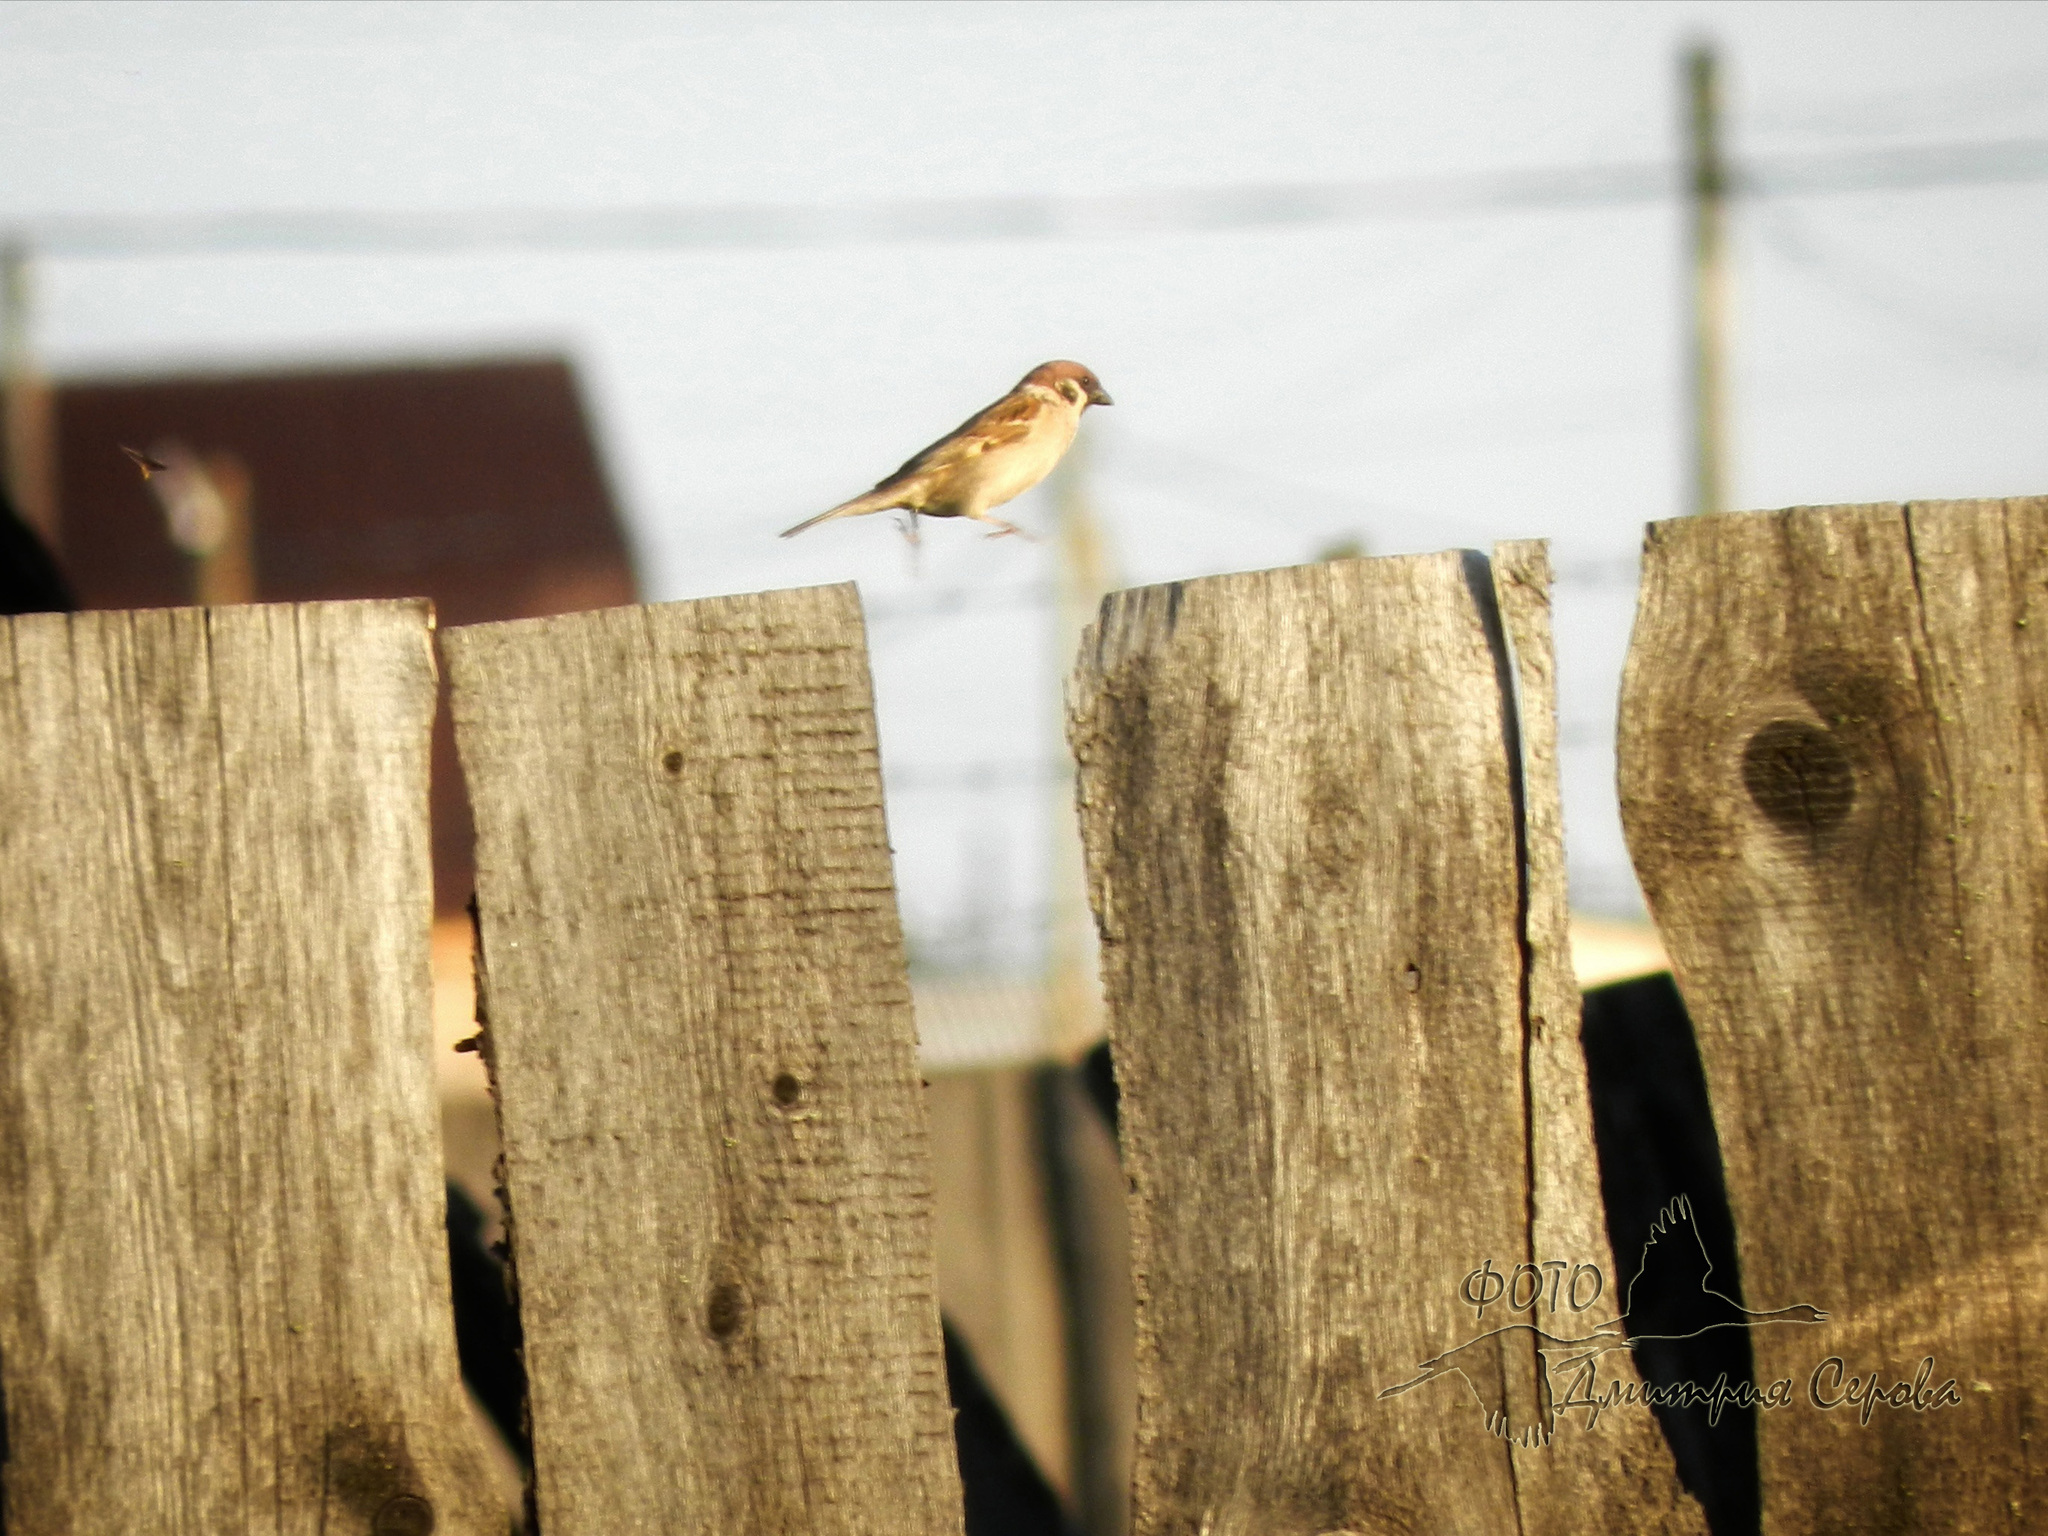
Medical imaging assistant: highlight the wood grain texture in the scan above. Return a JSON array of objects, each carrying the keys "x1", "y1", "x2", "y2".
[
  {"x1": 444, "y1": 585, "x2": 960, "y2": 1536},
  {"x1": 1621, "y1": 499, "x2": 2048, "y2": 1532},
  {"x1": 0, "y1": 602, "x2": 501, "y2": 1534},
  {"x1": 1068, "y1": 554, "x2": 1700, "y2": 1536}
]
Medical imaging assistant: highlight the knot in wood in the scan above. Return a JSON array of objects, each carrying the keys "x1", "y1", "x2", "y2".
[
  {"x1": 1740, "y1": 719, "x2": 1854, "y2": 839},
  {"x1": 372, "y1": 1494, "x2": 435, "y2": 1536},
  {"x1": 706, "y1": 1279, "x2": 749, "y2": 1339}
]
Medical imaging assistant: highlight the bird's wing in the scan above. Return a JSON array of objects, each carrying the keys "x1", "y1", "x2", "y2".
[{"x1": 873, "y1": 390, "x2": 1046, "y2": 488}]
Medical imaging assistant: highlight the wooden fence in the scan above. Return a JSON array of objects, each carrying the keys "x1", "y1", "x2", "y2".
[{"x1": 0, "y1": 496, "x2": 2041, "y2": 1534}]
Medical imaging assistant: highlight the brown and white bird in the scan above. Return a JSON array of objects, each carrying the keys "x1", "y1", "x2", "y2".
[{"x1": 782, "y1": 360, "x2": 1112, "y2": 540}]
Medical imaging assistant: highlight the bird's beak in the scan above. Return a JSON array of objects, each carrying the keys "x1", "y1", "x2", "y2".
[{"x1": 1086, "y1": 385, "x2": 1114, "y2": 407}]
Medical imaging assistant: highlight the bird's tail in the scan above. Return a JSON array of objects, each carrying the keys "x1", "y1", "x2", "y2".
[{"x1": 781, "y1": 487, "x2": 905, "y2": 538}]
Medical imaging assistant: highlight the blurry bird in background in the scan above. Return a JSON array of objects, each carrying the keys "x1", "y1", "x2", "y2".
[
  {"x1": 782, "y1": 360, "x2": 1111, "y2": 542},
  {"x1": 120, "y1": 439, "x2": 258, "y2": 606},
  {"x1": 119, "y1": 444, "x2": 167, "y2": 480},
  {"x1": 121, "y1": 441, "x2": 236, "y2": 556}
]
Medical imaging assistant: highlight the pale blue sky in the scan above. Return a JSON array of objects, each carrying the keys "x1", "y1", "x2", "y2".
[{"x1": 7, "y1": 1, "x2": 2047, "y2": 951}]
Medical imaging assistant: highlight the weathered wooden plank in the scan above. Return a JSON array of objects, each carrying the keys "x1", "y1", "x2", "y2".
[
  {"x1": 1619, "y1": 498, "x2": 2048, "y2": 1532},
  {"x1": 1489, "y1": 541, "x2": 1705, "y2": 1530},
  {"x1": 1068, "y1": 553, "x2": 1701, "y2": 1536},
  {"x1": 444, "y1": 586, "x2": 960, "y2": 1536},
  {"x1": 0, "y1": 602, "x2": 500, "y2": 1534}
]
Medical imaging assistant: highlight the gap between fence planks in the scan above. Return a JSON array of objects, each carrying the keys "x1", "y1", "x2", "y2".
[
  {"x1": 0, "y1": 602, "x2": 502, "y2": 1535},
  {"x1": 1620, "y1": 499, "x2": 2048, "y2": 1532},
  {"x1": 444, "y1": 585, "x2": 961, "y2": 1536},
  {"x1": 1068, "y1": 549, "x2": 1702, "y2": 1536}
]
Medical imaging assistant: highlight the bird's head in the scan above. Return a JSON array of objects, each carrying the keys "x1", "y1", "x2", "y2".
[{"x1": 1021, "y1": 360, "x2": 1113, "y2": 409}]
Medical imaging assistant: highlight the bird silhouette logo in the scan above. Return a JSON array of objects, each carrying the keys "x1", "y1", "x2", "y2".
[{"x1": 1377, "y1": 1196, "x2": 1827, "y2": 1446}]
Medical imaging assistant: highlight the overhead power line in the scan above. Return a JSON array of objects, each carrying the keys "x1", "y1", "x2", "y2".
[
  {"x1": 863, "y1": 555, "x2": 1639, "y2": 632},
  {"x1": 884, "y1": 761, "x2": 1069, "y2": 793},
  {"x1": 862, "y1": 583, "x2": 1053, "y2": 625},
  {"x1": 10, "y1": 139, "x2": 2048, "y2": 260},
  {"x1": 887, "y1": 717, "x2": 1616, "y2": 794},
  {"x1": 1753, "y1": 196, "x2": 2048, "y2": 371}
]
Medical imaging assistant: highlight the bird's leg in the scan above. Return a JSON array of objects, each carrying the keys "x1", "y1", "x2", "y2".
[
  {"x1": 898, "y1": 512, "x2": 924, "y2": 578},
  {"x1": 976, "y1": 513, "x2": 1036, "y2": 541}
]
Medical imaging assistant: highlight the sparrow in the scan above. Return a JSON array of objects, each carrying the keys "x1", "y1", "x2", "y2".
[{"x1": 782, "y1": 360, "x2": 1112, "y2": 540}]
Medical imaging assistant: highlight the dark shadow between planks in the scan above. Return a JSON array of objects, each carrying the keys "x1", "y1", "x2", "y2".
[{"x1": 1581, "y1": 972, "x2": 1760, "y2": 1536}]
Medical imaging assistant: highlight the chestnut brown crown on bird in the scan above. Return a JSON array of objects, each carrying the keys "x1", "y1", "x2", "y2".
[{"x1": 781, "y1": 360, "x2": 1113, "y2": 540}]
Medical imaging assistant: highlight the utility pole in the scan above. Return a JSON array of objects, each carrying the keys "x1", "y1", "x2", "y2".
[
  {"x1": 1039, "y1": 435, "x2": 1127, "y2": 1536},
  {"x1": 1685, "y1": 42, "x2": 1731, "y2": 517},
  {"x1": 2, "y1": 244, "x2": 59, "y2": 545},
  {"x1": 1043, "y1": 437, "x2": 1113, "y2": 1061}
]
